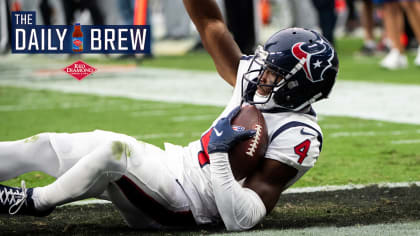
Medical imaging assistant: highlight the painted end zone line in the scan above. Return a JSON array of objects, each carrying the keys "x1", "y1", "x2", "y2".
[
  {"x1": 283, "y1": 181, "x2": 420, "y2": 194},
  {"x1": 61, "y1": 181, "x2": 420, "y2": 207}
]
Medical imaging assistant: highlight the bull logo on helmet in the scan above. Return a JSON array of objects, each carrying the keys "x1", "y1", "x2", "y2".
[{"x1": 291, "y1": 40, "x2": 334, "y2": 83}]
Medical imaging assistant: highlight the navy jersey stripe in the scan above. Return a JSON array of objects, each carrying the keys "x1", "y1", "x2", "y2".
[
  {"x1": 307, "y1": 107, "x2": 317, "y2": 117},
  {"x1": 261, "y1": 106, "x2": 317, "y2": 117},
  {"x1": 270, "y1": 121, "x2": 323, "y2": 151}
]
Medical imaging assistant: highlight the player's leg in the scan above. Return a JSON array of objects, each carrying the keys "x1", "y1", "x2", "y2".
[
  {"x1": 360, "y1": 0, "x2": 376, "y2": 55},
  {"x1": 105, "y1": 179, "x2": 162, "y2": 229},
  {"x1": 0, "y1": 130, "x2": 111, "y2": 181},
  {"x1": 0, "y1": 132, "x2": 195, "y2": 228},
  {"x1": 380, "y1": 2, "x2": 407, "y2": 69},
  {"x1": 103, "y1": 141, "x2": 196, "y2": 228},
  {"x1": 0, "y1": 133, "x2": 60, "y2": 181},
  {"x1": 0, "y1": 139, "x2": 129, "y2": 216},
  {"x1": 399, "y1": 1, "x2": 420, "y2": 66},
  {"x1": 33, "y1": 140, "x2": 129, "y2": 209}
]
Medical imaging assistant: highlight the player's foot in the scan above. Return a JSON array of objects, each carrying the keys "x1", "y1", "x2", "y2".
[
  {"x1": 359, "y1": 44, "x2": 376, "y2": 56},
  {"x1": 380, "y1": 48, "x2": 408, "y2": 70},
  {"x1": 358, "y1": 41, "x2": 376, "y2": 56},
  {"x1": 414, "y1": 47, "x2": 420, "y2": 67},
  {"x1": 0, "y1": 181, "x2": 54, "y2": 217},
  {"x1": 377, "y1": 38, "x2": 391, "y2": 54}
]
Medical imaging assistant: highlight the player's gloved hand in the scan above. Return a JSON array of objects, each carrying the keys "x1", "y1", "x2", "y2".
[{"x1": 208, "y1": 106, "x2": 256, "y2": 154}]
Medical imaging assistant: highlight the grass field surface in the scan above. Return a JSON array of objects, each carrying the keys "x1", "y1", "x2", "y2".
[{"x1": 1, "y1": 86, "x2": 419, "y2": 188}]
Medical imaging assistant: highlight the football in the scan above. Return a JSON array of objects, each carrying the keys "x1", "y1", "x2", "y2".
[{"x1": 229, "y1": 105, "x2": 268, "y2": 180}]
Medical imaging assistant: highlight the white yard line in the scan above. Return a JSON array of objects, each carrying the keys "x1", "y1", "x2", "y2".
[
  {"x1": 171, "y1": 115, "x2": 216, "y2": 122},
  {"x1": 61, "y1": 199, "x2": 111, "y2": 206},
  {"x1": 313, "y1": 80, "x2": 420, "y2": 125},
  {"x1": 62, "y1": 181, "x2": 420, "y2": 207},
  {"x1": 1, "y1": 65, "x2": 420, "y2": 125},
  {"x1": 283, "y1": 181, "x2": 420, "y2": 194},
  {"x1": 220, "y1": 221, "x2": 420, "y2": 236},
  {"x1": 329, "y1": 129, "x2": 420, "y2": 137},
  {"x1": 130, "y1": 110, "x2": 168, "y2": 117},
  {"x1": 134, "y1": 132, "x2": 185, "y2": 140},
  {"x1": 133, "y1": 131, "x2": 203, "y2": 140},
  {"x1": 391, "y1": 139, "x2": 420, "y2": 144},
  {"x1": 0, "y1": 104, "x2": 90, "y2": 111}
]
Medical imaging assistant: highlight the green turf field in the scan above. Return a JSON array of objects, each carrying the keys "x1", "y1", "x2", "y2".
[
  {"x1": 1, "y1": 37, "x2": 420, "y2": 188},
  {"x1": 1, "y1": 86, "x2": 419, "y2": 188}
]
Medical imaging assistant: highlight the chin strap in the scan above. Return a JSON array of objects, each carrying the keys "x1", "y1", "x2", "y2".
[
  {"x1": 210, "y1": 152, "x2": 266, "y2": 231},
  {"x1": 285, "y1": 57, "x2": 306, "y2": 80}
]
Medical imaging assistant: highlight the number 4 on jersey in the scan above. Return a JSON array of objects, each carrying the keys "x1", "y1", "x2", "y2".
[{"x1": 294, "y1": 139, "x2": 311, "y2": 164}]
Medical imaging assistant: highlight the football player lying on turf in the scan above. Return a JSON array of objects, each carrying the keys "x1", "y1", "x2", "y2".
[{"x1": 0, "y1": 0, "x2": 338, "y2": 231}]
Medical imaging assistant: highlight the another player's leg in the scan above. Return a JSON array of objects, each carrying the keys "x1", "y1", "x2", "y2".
[{"x1": 0, "y1": 140, "x2": 129, "y2": 216}]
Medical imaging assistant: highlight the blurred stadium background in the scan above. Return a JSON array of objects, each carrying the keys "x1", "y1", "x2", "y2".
[{"x1": 0, "y1": 0, "x2": 419, "y2": 235}]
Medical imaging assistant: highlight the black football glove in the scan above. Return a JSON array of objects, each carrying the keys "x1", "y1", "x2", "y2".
[{"x1": 207, "y1": 106, "x2": 256, "y2": 154}]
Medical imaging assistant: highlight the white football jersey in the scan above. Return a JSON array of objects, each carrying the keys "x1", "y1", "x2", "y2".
[{"x1": 178, "y1": 56, "x2": 323, "y2": 224}]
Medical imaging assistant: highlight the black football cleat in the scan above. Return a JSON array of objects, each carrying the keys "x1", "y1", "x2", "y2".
[{"x1": 0, "y1": 181, "x2": 54, "y2": 217}]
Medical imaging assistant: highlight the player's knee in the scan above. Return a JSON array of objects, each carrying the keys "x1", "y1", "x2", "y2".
[
  {"x1": 102, "y1": 140, "x2": 130, "y2": 173},
  {"x1": 110, "y1": 140, "x2": 130, "y2": 161},
  {"x1": 79, "y1": 140, "x2": 130, "y2": 181},
  {"x1": 22, "y1": 133, "x2": 56, "y2": 154}
]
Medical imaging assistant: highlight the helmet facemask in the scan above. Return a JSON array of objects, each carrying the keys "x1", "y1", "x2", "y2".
[{"x1": 242, "y1": 46, "x2": 298, "y2": 110}]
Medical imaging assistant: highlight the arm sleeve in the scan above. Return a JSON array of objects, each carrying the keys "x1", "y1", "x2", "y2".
[{"x1": 209, "y1": 152, "x2": 266, "y2": 231}]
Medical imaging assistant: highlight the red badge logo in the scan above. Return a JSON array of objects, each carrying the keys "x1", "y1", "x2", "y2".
[
  {"x1": 73, "y1": 40, "x2": 83, "y2": 47},
  {"x1": 63, "y1": 60, "x2": 97, "y2": 80}
]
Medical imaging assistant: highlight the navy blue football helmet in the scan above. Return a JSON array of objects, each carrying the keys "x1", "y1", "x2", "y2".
[{"x1": 242, "y1": 28, "x2": 339, "y2": 111}]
